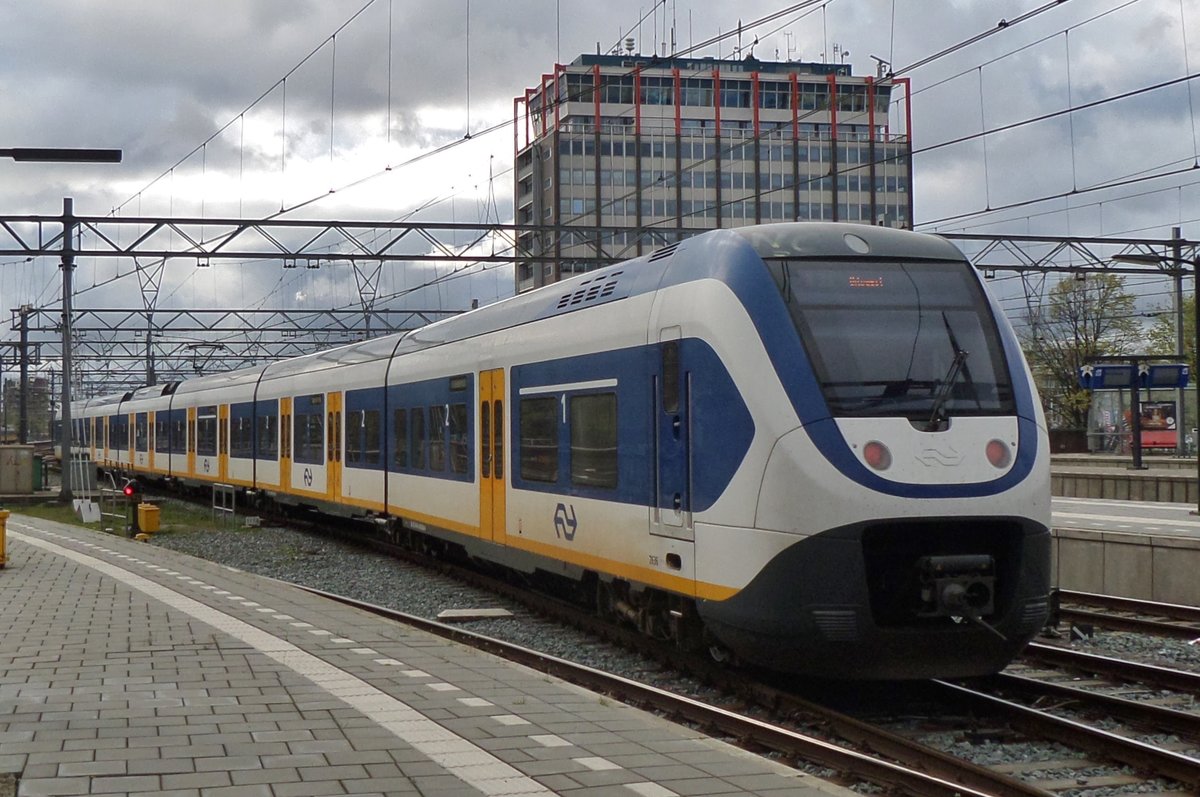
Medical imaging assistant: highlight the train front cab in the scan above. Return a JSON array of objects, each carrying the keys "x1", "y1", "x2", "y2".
[{"x1": 692, "y1": 223, "x2": 1052, "y2": 679}]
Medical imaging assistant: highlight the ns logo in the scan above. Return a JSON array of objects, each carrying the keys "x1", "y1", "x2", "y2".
[{"x1": 553, "y1": 503, "x2": 578, "y2": 541}]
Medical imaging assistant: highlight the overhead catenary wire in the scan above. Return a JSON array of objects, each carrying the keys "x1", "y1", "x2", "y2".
[{"x1": 15, "y1": 0, "x2": 1194, "y2": 365}]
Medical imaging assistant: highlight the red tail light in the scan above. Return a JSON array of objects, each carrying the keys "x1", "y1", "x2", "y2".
[
  {"x1": 863, "y1": 440, "x2": 892, "y2": 470},
  {"x1": 986, "y1": 439, "x2": 1012, "y2": 468}
]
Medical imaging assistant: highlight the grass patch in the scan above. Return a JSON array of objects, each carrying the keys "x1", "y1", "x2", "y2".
[{"x1": 12, "y1": 498, "x2": 223, "y2": 536}]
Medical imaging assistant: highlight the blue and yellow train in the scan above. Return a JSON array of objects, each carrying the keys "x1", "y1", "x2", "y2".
[{"x1": 74, "y1": 222, "x2": 1052, "y2": 679}]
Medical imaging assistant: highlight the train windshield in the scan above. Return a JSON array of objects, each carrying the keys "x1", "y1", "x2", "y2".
[{"x1": 771, "y1": 259, "x2": 1015, "y2": 420}]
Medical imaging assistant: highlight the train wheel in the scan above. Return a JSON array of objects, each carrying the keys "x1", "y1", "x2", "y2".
[{"x1": 708, "y1": 643, "x2": 732, "y2": 664}]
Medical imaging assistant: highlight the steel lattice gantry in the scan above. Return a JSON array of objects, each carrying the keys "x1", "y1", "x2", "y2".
[
  {"x1": 0, "y1": 206, "x2": 1195, "y2": 398},
  {"x1": 0, "y1": 211, "x2": 629, "y2": 396}
]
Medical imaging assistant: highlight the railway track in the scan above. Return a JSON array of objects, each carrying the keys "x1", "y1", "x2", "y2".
[
  {"x1": 298, "y1": 579, "x2": 1200, "y2": 795},
  {"x1": 147, "y1": 506, "x2": 1200, "y2": 794},
  {"x1": 280, "y1": 530, "x2": 1200, "y2": 794},
  {"x1": 1055, "y1": 589, "x2": 1200, "y2": 640}
]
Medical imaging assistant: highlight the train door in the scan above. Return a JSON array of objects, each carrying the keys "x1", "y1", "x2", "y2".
[
  {"x1": 479, "y1": 368, "x2": 506, "y2": 544},
  {"x1": 280, "y1": 397, "x2": 292, "y2": 493},
  {"x1": 326, "y1": 391, "x2": 342, "y2": 502},
  {"x1": 653, "y1": 329, "x2": 693, "y2": 540},
  {"x1": 218, "y1": 404, "x2": 229, "y2": 482}
]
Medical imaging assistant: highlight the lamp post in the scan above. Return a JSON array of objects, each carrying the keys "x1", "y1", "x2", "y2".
[
  {"x1": 1112, "y1": 246, "x2": 1200, "y2": 513},
  {"x1": 3, "y1": 147, "x2": 123, "y2": 499}
]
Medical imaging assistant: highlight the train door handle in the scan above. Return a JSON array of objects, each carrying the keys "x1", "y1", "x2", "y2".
[
  {"x1": 672, "y1": 415, "x2": 681, "y2": 439},
  {"x1": 673, "y1": 493, "x2": 682, "y2": 510}
]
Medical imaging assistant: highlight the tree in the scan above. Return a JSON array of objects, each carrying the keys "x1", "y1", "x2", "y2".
[
  {"x1": 1019, "y1": 274, "x2": 1141, "y2": 429},
  {"x1": 1146, "y1": 293, "x2": 1195, "y2": 374}
]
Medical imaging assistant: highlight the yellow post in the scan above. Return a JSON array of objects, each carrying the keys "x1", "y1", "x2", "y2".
[{"x1": 0, "y1": 509, "x2": 8, "y2": 568}]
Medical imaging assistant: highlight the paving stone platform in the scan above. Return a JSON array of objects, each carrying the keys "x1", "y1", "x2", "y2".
[{"x1": 0, "y1": 514, "x2": 852, "y2": 797}]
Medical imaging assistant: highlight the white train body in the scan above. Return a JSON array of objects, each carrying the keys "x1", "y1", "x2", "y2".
[{"x1": 74, "y1": 223, "x2": 1052, "y2": 679}]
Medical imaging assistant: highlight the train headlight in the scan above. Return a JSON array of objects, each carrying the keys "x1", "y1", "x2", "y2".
[
  {"x1": 986, "y1": 439, "x2": 1012, "y2": 469},
  {"x1": 862, "y1": 440, "x2": 892, "y2": 470}
]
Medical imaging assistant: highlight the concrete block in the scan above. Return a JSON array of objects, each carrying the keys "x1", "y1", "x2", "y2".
[
  {"x1": 1151, "y1": 538, "x2": 1200, "y2": 606},
  {"x1": 1054, "y1": 533, "x2": 1106, "y2": 593},
  {"x1": 1098, "y1": 536, "x2": 1154, "y2": 600}
]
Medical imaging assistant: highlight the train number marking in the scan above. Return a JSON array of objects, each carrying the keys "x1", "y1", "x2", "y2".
[
  {"x1": 202, "y1": 458, "x2": 210, "y2": 473},
  {"x1": 553, "y1": 503, "x2": 577, "y2": 541},
  {"x1": 303, "y1": 467, "x2": 314, "y2": 487}
]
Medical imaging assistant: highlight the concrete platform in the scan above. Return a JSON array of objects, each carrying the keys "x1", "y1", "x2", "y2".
[
  {"x1": 1052, "y1": 525, "x2": 1200, "y2": 606},
  {"x1": 1051, "y1": 456, "x2": 1199, "y2": 504},
  {"x1": 0, "y1": 513, "x2": 851, "y2": 797}
]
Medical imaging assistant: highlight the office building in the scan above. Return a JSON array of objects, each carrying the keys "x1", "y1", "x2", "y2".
[{"x1": 514, "y1": 52, "x2": 913, "y2": 293}]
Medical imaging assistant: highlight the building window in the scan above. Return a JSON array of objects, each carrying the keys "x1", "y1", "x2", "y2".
[
  {"x1": 680, "y1": 77, "x2": 713, "y2": 106},
  {"x1": 720, "y1": 79, "x2": 752, "y2": 108},
  {"x1": 640, "y1": 76, "x2": 674, "y2": 106},
  {"x1": 759, "y1": 81, "x2": 791, "y2": 109}
]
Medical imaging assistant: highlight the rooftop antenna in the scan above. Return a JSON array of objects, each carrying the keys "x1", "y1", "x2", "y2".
[
  {"x1": 870, "y1": 54, "x2": 893, "y2": 78},
  {"x1": 625, "y1": 37, "x2": 635, "y2": 55},
  {"x1": 671, "y1": 0, "x2": 676, "y2": 55}
]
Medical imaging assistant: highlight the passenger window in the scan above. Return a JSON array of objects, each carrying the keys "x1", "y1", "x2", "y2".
[
  {"x1": 494, "y1": 401, "x2": 503, "y2": 480},
  {"x1": 393, "y1": 409, "x2": 408, "y2": 468},
  {"x1": 346, "y1": 410, "x2": 363, "y2": 464},
  {"x1": 293, "y1": 394, "x2": 325, "y2": 465},
  {"x1": 570, "y1": 393, "x2": 618, "y2": 488},
  {"x1": 363, "y1": 410, "x2": 381, "y2": 465},
  {"x1": 429, "y1": 405, "x2": 447, "y2": 472},
  {"x1": 411, "y1": 408, "x2": 427, "y2": 470},
  {"x1": 481, "y1": 403, "x2": 490, "y2": 479},
  {"x1": 197, "y1": 407, "x2": 218, "y2": 457},
  {"x1": 520, "y1": 397, "x2": 558, "y2": 482},
  {"x1": 448, "y1": 403, "x2": 468, "y2": 474},
  {"x1": 257, "y1": 411, "x2": 278, "y2": 459},
  {"x1": 662, "y1": 340, "x2": 680, "y2": 414}
]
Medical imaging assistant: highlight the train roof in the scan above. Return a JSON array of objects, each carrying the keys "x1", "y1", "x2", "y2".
[
  {"x1": 171, "y1": 363, "x2": 272, "y2": 397},
  {"x1": 733, "y1": 222, "x2": 964, "y2": 262},
  {"x1": 78, "y1": 223, "x2": 967, "y2": 403}
]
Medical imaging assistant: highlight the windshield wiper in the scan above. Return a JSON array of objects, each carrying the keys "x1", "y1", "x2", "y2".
[
  {"x1": 928, "y1": 349, "x2": 969, "y2": 426},
  {"x1": 941, "y1": 312, "x2": 982, "y2": 410}
]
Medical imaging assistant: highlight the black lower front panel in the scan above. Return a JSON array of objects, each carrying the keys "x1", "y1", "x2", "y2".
[{"x1": 698, "y1": 517, "x2": 1052, "y2": 680}]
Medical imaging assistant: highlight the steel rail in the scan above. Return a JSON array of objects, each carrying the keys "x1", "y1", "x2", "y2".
[
  {"x1": 989, "y1": 672, "x2": 1200, "y2": 740},
  {"x1": 933, "y1": 680, "x2": 1200, "y2": 789},
  {"x1": 291, "y1": 583, "x2": 1011, "y2": 797},
  {"x1": 1023, "y1": 642, "x2": 1200, "y2": 694},
  {"x1": 1058, "y1": 607, "x2": 1200, "y2": 640},
  {"x1": 1056, "y1": 590, "x2": 1200, "y2": 625}
]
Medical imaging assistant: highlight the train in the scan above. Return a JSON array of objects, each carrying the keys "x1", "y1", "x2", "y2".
[{"x1": 71, "y1": 221, "x2": 1052, "y2": 680}]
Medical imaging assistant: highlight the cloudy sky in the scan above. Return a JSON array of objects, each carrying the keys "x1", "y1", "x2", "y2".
[{"x1": 0, "y1": 0, "x2": 1197, "y2": 351}]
